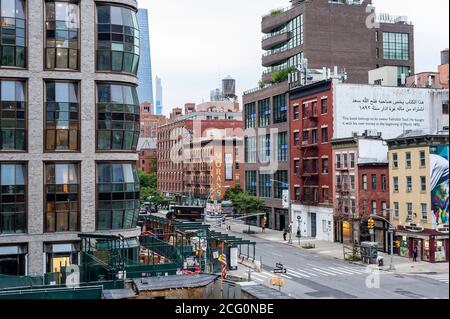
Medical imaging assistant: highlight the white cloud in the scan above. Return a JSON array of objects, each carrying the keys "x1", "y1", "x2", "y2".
[{"x1": 138, "y1": 0, "x2": 449, "y2": 115}]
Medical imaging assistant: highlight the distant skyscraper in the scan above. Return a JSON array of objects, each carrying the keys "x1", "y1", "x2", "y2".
[
  {"x1": 137, "y1": 9, "x2": 154, "y2": 111},
  {"x1": 155, "y1": 76, "x2": 163, "y2": 115}
]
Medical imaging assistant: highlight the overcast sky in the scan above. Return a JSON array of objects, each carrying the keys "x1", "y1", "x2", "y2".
[{"x1": 138, "y1": 0, "x2": 449, "y2": 115}]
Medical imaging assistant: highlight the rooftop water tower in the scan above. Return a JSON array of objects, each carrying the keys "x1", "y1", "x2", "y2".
[{"x1": 222, "y1": 76, "x2": 237, "y2": 101}]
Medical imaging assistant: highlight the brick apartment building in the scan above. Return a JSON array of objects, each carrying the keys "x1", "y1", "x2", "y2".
[
  {"x1": 331, "y1": 134, "x2": 389, "y2": 249},
  {"x1": 243, "y1": 0, "x2": 414, "y2": 231},
  {"x1": 407, "y1": 48, "x2": 449, "y2": 90},
  {"x1": 140, "y1": 102, "x2": 167, "y2": 138},
  {"x1": 157, "y1": 104, "x2": 242, "y2": 204},
  {"x1": 137, "y1": 138, "x2": 157, "y2": 174}
]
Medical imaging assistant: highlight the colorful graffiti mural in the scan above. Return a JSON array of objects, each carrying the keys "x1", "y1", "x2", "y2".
[{"x1": 430, "y1": 146, "x2": 449, "y2": 229}]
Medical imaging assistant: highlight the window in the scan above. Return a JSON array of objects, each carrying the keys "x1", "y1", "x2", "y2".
[
  {"x1": 381, "y1": 175, "x2": 387, "y2": 192},
  {"x1": 96, "y1": 4, "x2": 140, "y2": 74},
  {"x1": 342, "y1": 154, "x2": 348, "y2": 168},
  {"x1": 245, "y1": 171, "x2": 256, "y2": 196},
  {"x1": 382, "y1": 202, "x2": 387, "y2": 216},
  {"x1": 371, "y1": 201, "x2": 377, "y2": 215},
  {"x1": 0, "y1": 79, "x2": 26, "y2": 150},
  {"x1": 302, "y1": 130, "x2": 309, "y2": 144},
  {"x1": 45, "y1": 1, "x2": 79, "y2": 70},
  {"x1": 346, "y1": 154, "x2": 353, "y2": 170},
  {"x1": 0, "y1": 0, "x2": 26, "y2": 68},
  {"x1": 443, "y1": 101, "x2": 449, "y2": 115},
  {"x1": 244, "y1": 102, "x2": 256, "y2": 129},
  {"x1": 244, "y1": 136, "x2": 256, "y2": 163},
  {"x1": 321, "y1": 98, "x2": 328, "y2": 114},
  {"x1": 371, "y1": 174, "x2": 377, "y2": 191},
  {"x1": 362, "y1": 174, "x2": 368, "y2": 190},
  {"x1": 407, "y1": 203, "x2": 413, "y2": 220},
  {"x1": 336, "y1": 154, "x2": 341, "y2": 169},
  {"x1": 96, "y1": 83, "x2": 140, "y2": 151},
  {"x1": 258, "y1": 98, "x2": 270, "y2": 127},
  {"x1": 420, "y1": 151, "x2": 426, "y2": 167},
  {"x1": 0, "y1": 163, "x2": 26, "y2": 233},
  {"x1": 294, "y1": 187, "x2": 300, "y2": 201},
  {"x1": 392, "y1": 153, "x2": 398, "y2": 168},
  {"x1": 293, "y1": 132, "x2": 300, "y2": 146},
  {"x1": 394, "y1": 202, "x2": 399, "y2": 218},
  {"x1": 273, "y1": 94, "x2": 287, "y2": 123},
  {"x1": 45, "y1": 81, "x2": 79, "y2": 151},
  {"x1": 277, "y1": 132, "x2": 288, "y2": 162},
  {"x1": 420, "y1": 176, "x2": 426, "y2": 192},
  {"x1": 350, "y1": 175, "x2": 355, "y2": 191},
  {"x1": 336, "y1": 175, "x2": 341, "y2": 189},
  {"x1": 351, "y1": 199, "x2": 356, "y2": 214},
  {"x1": 405, "y1": 152, "x2": 411, "y2": 168},
  {"x1": 258, "y1": 134, "x2": 270, "y2": 164},
  {"x1": 96, "y1": 163, "x2": 140, "y2": 230},
  {"x1": 322, "y1": 188, "x2": 329, "y2": 203},
  {"x1": 293, "y1": 105, "x2": 299, "y2": 120},
  {"x1": 383, "y1": 32, "x2": 409, "y2": 60},
  {"x1": 321, "y1": 127, "x2": 328, "y2": 143},
  {"x1": 421, "y1": 203, "x2": 427, "y2": 221},
  {"x1": 273, "y1": 171, "x2": 288, "y2": 199},
  {"x1": 259, "y1": 173, "x2": 271, "y2": 198},
  {"x1": 311, "y1": 129, "x2": 318, "y2": 144},
  {"x1": 393, "y1": 177, "x2": 399, "y2": 192},
  {"x1": 294, "y1": 160, "x2": 300, "y2": 175},
  {"x1": 322, "y1": 158, "x2": 329, "y2": 174},
  {"x1": 45, "y1": 163, "x2": 79, "y2": 232},
  {"x1": 406, "y1": 176, "x2": 412, "y2": 192}
]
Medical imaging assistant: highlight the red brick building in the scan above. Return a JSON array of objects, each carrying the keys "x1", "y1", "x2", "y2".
[
  {"x1": 289, "y1": 79, "x2": 334, "y2": 240},
  {"x1": 358, "y1": 162, "x2": 390, "y2": 250},
  {"x1": 140, "y1": 102, "x2": 167, "y2": 138},
  {"x1": 137, "y1": 138, "x2": 157, "y2": 174}
]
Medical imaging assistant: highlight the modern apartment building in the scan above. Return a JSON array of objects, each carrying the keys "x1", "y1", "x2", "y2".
[
  {"x1": 261, "y1": 0, "x2": 414, "y2": 85},
  {"x1": 0, "y1": 0, "x2": 141, "y2": 276},
  {"x1": 136, "y1": 8, "x2": 154, "y2": 109},
  {"x1": 387, "y1": 131, "x2": 449, "y2": 263}
]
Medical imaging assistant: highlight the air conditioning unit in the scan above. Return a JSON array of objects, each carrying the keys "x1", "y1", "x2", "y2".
[{"x1": 437, "y1": 225, "x2": 449, "y2": 234}]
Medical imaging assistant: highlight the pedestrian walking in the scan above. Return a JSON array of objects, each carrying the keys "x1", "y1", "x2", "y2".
[
  {"x1": 283, "y1": 228, "x2": 287, "y2": 241},
  {"x1": 413, "y1": 246, "x2": 418, "y2": 262}
]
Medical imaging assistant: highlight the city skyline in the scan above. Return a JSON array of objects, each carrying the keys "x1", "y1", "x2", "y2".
[
  {"x1": 140, "y1": 0, "x2": 449, "y2": 113},
  {"x1": 137, "y1": 8, "x2": 154, "y2": 110}
]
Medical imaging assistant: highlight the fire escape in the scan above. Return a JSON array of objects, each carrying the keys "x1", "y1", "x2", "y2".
[{"x1": 300, "y1": 104, "x2": 319, "y2": 206}]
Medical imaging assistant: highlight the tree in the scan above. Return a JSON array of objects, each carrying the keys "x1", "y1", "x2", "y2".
[
  {"x1": 223, "y1": 186, "x2": 244, "y2": 201},
  {"x1": 231, "y1": 192, "x2": 264, "y2": 234},
  {"x1": 138, "y1": 170, "x2": 156, "y2": 189}
]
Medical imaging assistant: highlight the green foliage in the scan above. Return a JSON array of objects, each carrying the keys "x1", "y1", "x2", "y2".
[
  {"x1": 264, "y1": 8, "x2": 284, "y2": 18},
  {"x1": 271, "y1": 66, "x2": 296, "y2": 83},
  {"x1": 138, "y1": 170, "x2": 157, "y2": 189},
  {"x1": 231, "y1": 192, "x2": 264, "y2": 225},
  {"x1": 223, "y1": 186, "x2": 244, "y2": 200}
]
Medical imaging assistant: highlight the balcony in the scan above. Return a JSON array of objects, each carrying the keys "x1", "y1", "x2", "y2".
[
  {"x1": 261, "y1": 5, "x2": 301, "y2": 33},
  {"x1": 262, "y1": 31, "x2": 291, "y2": 50},
  {"x1": 301, "y1": 141, "x2": 319, "y2": 149}
]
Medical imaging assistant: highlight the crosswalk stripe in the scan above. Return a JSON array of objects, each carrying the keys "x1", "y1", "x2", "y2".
[
  {"x1": 311, "y1": 267, "x2": 335, "y2": 276},
  {"x1": 313, "y1": 266, "x2": 348, "y2": 275},
  {"x1": 253, "y1": 277, "x2": 264, "y2": 283},
  {"x1": 262, "y1": 271, "x2": 273, "y2": 277},
  {"x1": 289, "y1": 269, "x2": 311, "y2": 278},
  {"x1": 333, "y1": 264, "x2": 368, "y2": 274},
  {"x1": 287, "y1": 271, "x2": 306, "y2": 279},
  {"x1": 295, "y1": 268, "x2": 318, "y2": 277},
  {"x1": 280, "y1": 274, "x2": 292, "y2": 279},
  {"x1": 328, "y1": 267, "x2": 359, "y2": 275}
]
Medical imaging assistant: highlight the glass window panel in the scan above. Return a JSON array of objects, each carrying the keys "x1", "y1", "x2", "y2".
[
  {"x1": 97, "y1": 6, "x2": 110, "y2": 24},
  {"x1": 112, "y1": 210, "x2": 123, "y2": 229},
  {"x1": 97, "y1": 130, "x2": 110, "y2": 150},
  {"x1": 1, "y1": 164, "x2": 15, "y2": 185},
  {"x1": 56, "y1": 129, "x2": 69, "y2": 149},
  {"x1": 69, "y1": 129, "x2": 77, "y2": 150},
  {"x1": 110, "y1": 6, "x2": 122, "y2": 25},
  {"x1": 56, "y1": 212, "x2": 69, "y2": 231},
  {"x1": 97, "y1": 51, "x2": 110, "y2": 70},
  {"x1": 55, "y1": 164, "x2": 69, "y2": 184},
  {"x1": 1, "y1": 81, "x2": 15, "y2": 101},
  {"x1": 110, "y1": 85, "x2": 124, "y2": 103},
  {"x1": 56, "y1": 48, "x2": 68, "y2": 68},
  {"x1": 112, "y1": 164, "x2": 124, "y2": 182},
  {"x1": 55, "y1": 82, "x2": 69, "y2": 102},
  {"x1": 1, "y1": 0, "x2": 15, "y2": 17},
  {"x1": 111, "y1": 51, "x2": 123, "y2": 71}
]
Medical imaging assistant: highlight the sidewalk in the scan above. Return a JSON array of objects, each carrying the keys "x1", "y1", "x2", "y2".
[{"x1": 220, "y1": 221, "x2": 449, "y2": 274}]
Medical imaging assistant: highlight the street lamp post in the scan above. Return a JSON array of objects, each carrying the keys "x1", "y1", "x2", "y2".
[{"x1": 370, "y1": 211, "x2": 395, "y2": 271}]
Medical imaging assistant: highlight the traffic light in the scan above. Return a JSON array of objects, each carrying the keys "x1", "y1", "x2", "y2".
[
  {"x1": 394, "y1": 241, "x2": 401, "y2": 248},
  {"x1": 368, "y1": 218, "x2": 375, "y2": 229}
]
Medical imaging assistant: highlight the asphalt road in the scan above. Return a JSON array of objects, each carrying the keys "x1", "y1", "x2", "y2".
[{"x1": 223, "y1": 228, "x2": 449, "y2": 299}]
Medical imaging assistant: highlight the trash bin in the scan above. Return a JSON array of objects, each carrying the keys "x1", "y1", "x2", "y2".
[{"x1": 377, "y1": 256, "x2": 384, "y2": 267}]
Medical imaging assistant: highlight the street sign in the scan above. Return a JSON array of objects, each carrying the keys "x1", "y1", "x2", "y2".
[
  {"x1": 274, "y1": 263, "x2": 287, "y2": 274},
  {"x1": 297, "y1": 216, "x2": 302, "y2": 221}
]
